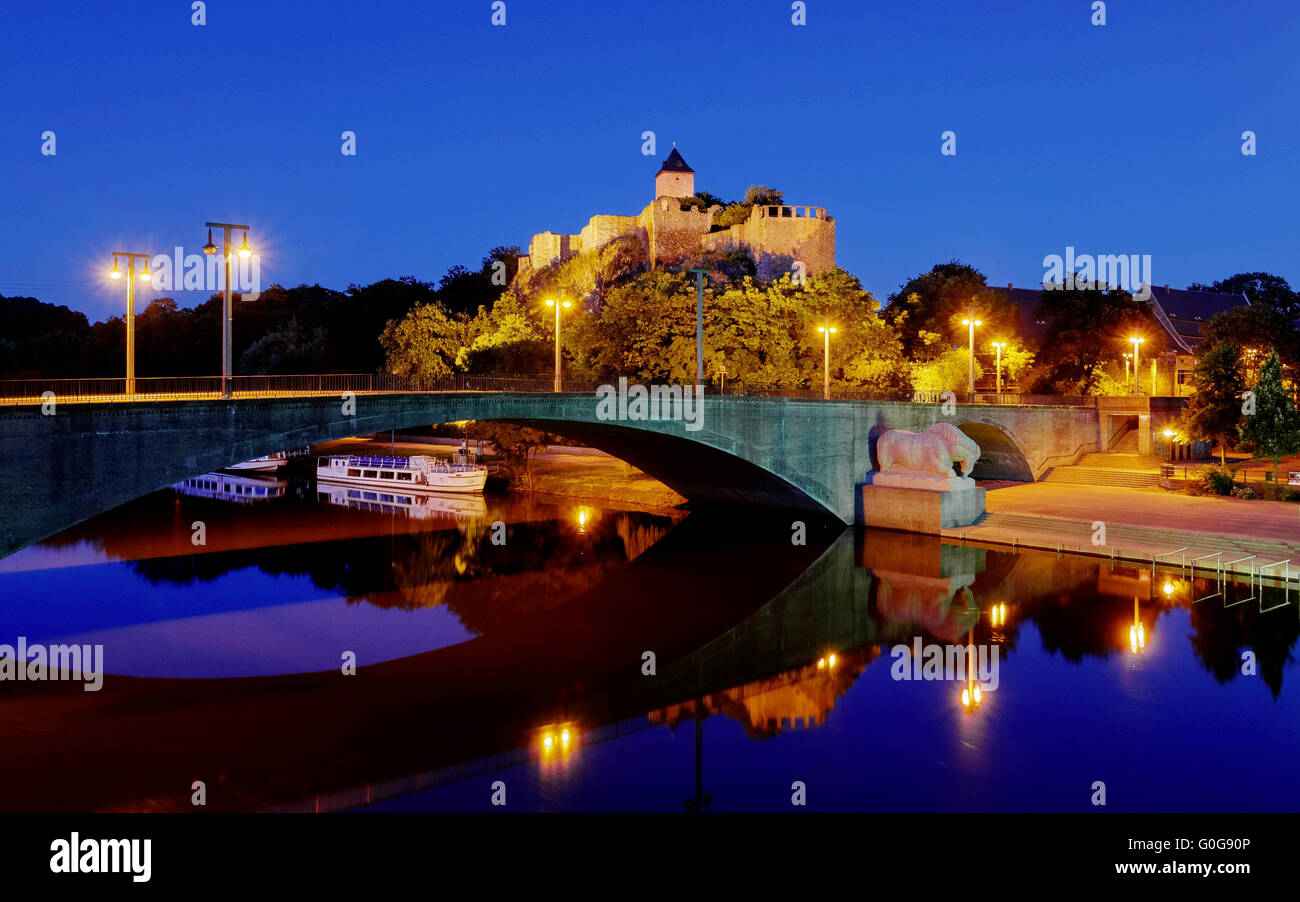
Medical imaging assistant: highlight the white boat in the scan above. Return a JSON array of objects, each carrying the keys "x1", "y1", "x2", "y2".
[
  {"x1": 316, "y1": 453, "x2": 488, "y2": 494},
  {"x1": 315, "y1": 481, "x2": 487, "y2": 522},
  {"x1": 227, "y1": 447, "x2": 312, "y2": 471}
]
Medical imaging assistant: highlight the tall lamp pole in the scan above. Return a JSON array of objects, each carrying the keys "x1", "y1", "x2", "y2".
[
  {"x1": 991, "y1": 341, "x2": 1006, "y2": 395},
  {"x1": 203, "y1": 221, "x2": 252, "y2": 399},
  {"x1": 1129, "y1": 336, "x2": 1145, "y2": 395},
  {"x1": 545, "y1": 297, "x2": 572, "y2": 392},
  {"x1": 962, "y1": 314, "x2": 982, "y2": 398},
  {"x1": 817, "y1": 323, "x2": 837, "y2": 399},
  {"x1": 108, "y1": 252, "x2": 153, "y2": 396},
  {"x1": 688, "y1": 268, "x2": 708, "y2": 390}
]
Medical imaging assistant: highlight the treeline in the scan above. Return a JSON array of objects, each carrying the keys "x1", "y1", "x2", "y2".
[{"x1": 0, "y1": 246, "x2": 521, "y2": 379}]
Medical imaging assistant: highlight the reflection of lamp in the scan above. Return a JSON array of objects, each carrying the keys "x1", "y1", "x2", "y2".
[
  {"x1": 816, "y1": 652, "x2": 838, "y2": 670},
  {"x1": 1128, "y1": 597, "x2": 1146, "y2": 654},
  {"x1": 959, "y1": 628, "x2": 984, "y2": 710}
]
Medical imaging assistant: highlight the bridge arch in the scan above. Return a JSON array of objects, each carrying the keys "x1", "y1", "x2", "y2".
[{"x1": 956, "y1": 419, "x2": 1035, "y2": 482}]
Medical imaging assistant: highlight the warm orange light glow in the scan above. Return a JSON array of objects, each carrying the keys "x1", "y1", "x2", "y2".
[
  {"x1": 962, "y1": 318, "x2": 982, "y2": 327},
  {"x1": 138, "y1": 263, "x2": 151, "y2": 283},
  {"x1": 543, "y1": 733, "x2": 553, "y2": 749},
  {"x1": 561, "y1": 729, "x2": 570, "y2": 746},
  {"x1": 109, "y1": 262, "x2": 122, "y2": 280},
  {"x1": 961, "y1": 688, "x2": 971, "y2": 707},
  {"x1": 237, "y1": 233, "x2": 252, "y2": 259},
  {"x1": 1129, "y1": 624, "x2": 1146, "y2": 653},
  {"x1": 828, "y1": 653, "x2": 837, "y2": 668},
  {"x1": 561, "y1": 300, "x2": 572, "y2": 309},
  {"x1": 817, "y1": 657, "x2": 825, "y2": 669},
  {"x1": 1163, "y1": 429, "x2": 1176, "y2": 438},
  {"x1": 1163, "y1": 581, "x2": 1175, "y2": 596}
]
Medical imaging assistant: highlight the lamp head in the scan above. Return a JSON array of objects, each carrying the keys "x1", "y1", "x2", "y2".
[
  {"x1": 237, "y1": 232, "x2": 252, "y2": 259},
  {"x1": 109, "y1": 259, "x2": 122, "y2": 280},
  {"x1": 202, "y1": 228, "x2": 217, "y2": 255},
  {"x1": 138, "y1": 260, "x2": 151, "y2": 282},
  {"x1": 561, "y1": 300, "x2": 572, "y2": 309},
  {"x1": 545, "y1": 299, "x2": 555, "y2": 307}
]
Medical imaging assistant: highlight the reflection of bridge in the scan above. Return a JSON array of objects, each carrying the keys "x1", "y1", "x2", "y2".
[{"x1": 0, "y1": 380, "x2": 1100, "y2": 557}]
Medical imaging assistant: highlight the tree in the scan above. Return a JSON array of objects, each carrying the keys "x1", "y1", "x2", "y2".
[
  {"x1": 910, "y1": 348, "x2": 982, "y2": 393},
  {"x1": 884, "y1": 261, "x2": 1018, "y2": 361},
  {"x1": 1179, "y1": 341, "x2": 1246, "y2": 466},
  {"x1": 1189, "y1": 272, "x2": 1299, "y2": 319},
  {"x1": 1026, "y1": 284, "x2": 1160, "y2": 394},
  {"x1": 378, "y1": 301, "x2": 466, "y2": 380},
  {"x1": 713, "y1": 185, "x2": 785, "y2": 230},
  {"x1": 1200, "y1": 303, "x2": 1300, "y2": 376},
  {"x1": 1237, "y1": 350, "x2": 1300, "y2": 485}
]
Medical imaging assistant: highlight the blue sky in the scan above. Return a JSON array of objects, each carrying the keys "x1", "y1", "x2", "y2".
[{"x1": 3, "y1": 0, "x2": 1298, "y2": 320}]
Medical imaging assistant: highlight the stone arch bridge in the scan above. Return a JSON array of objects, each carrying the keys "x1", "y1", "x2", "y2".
[{"x1": 0, "y1": 393, "x2": 1100, "y2": 559}]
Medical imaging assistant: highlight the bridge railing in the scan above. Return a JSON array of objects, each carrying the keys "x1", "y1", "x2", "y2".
[{"x1": 0, "y1": 374, "x2": 1098, "y2": 407}]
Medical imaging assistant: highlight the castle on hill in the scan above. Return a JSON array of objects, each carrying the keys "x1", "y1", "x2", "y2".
[{"x1": 515, "y1": 148, "x2": 836, "y2": 282}]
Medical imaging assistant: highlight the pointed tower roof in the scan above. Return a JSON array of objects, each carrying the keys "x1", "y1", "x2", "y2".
[{"x1": 656, "y1": 147, "x2": 694, "y2": 175}]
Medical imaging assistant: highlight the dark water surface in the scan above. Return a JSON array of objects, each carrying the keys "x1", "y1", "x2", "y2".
[{"x1": 1, "y1": 470, "x2": 1297, "y2": 812}]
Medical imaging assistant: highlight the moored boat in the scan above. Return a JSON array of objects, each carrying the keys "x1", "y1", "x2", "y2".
[{"x1": 316, "y1": 454, "x2": 488, "y2": 494}]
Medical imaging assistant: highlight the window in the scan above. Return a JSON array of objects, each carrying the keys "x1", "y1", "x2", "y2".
[
  {"x1": 364, "y1": 470, "x2": 378, "y2": 479},
  {"x1": 397, "y1": 472, "x2": 413, "y2": 481},
  {"x1": 363, "y1": 492, "x2": 377, "y2": 501},
  {"x1": 380, "y1": 471, "x2": 395, "y2": 480},
  {"x1": 380, "y1": 494, "x2": 394, "y2": 503},
  {"x1": 347, "y1": 490, "x2": 361, "y2": 499},
  {"x1": 347, "y1": 468, "x2": 361, "y2": 477},
  {"x1": 319, "y1": 458, "x2": 329, "y2": 467},
  {"x1": 317, "y1": 492, "x2": 330, "y2": 501}
]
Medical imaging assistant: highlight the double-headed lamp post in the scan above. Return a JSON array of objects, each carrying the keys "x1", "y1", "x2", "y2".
[
  {"x1": 1128, "y1": 336, "x2": 1145, "y2": 395},
  {"x1": 816, "y1": 323, "x2": 837, "y2": 400},
  {"x1": 544, "y1": 297, "x2": 572, "y2": 392},
  {"x1": 961, "y1": 315, "x2": 982, "y2": 398},
  {"x1": 202, "y1": 222, "x2": 252, "y2": 399},
  {"x1": 991, "y1": 341, "x2": 1007, "y2": 394},
  {"x1": 108, "y1": 252, "x2": 153, "y2": 395}
]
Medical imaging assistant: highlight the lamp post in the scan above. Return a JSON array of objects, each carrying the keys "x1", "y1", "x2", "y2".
[
  {"x1": 203, "y1": 221, "x2": 252, "y2": 399},
  {"x1": 1128, "y1": 336, "x2": 1145, "y2": 395},
  {"x1": 991, "y1": 341, "x2": 1007, "y2": 395},
  {"x1": 108, "y1": 252, "x2": 153, "y2": 395},
  {"x1": 544, "y1": 297, "x2": 572, "y2": 392},
  {"x1": 817, "y1": 323, "x2": 837, "y2": 400},
  {"x1": 961, "y1": 314, "x2": 982, "y2": 398},
  {"x1": 688, "y1": 268, "x2": 708, "y2": 391}
]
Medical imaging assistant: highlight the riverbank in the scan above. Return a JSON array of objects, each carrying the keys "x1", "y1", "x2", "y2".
[{"x1": 944, "y1": 481, "x2": 1300, "y2": 582}]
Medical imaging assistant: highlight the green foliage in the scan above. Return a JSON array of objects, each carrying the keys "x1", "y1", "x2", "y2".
[
  {"x1": 711, "y1": 185, "x2": 785, "y2": 231},
  {"x1": 910, "y1": 348, "x2": 981, "y2": 393},
  {"x1": 1238, "y1": 350, "x2": 1300, "y2": 484},
  {"x1": 885, "y1": 261, "x2": 1019, "y2": 362},
  {"x1": 1025, "y1": 284, "x2": 1160, "y2": 394},
  {"x1": 1189, "y1": 272, "x2": 1299, "y2": 319},
  {"x1": 1179, "y1": 341, "x2": 1246, "y2": 465},
  {"x1": 469, "y1": 421, "x2": 556, "y2": 487},
  {"x1": 1191, "y1": 464, "x2": 1237, "y2": 496},
  {"x1": 1200, "y1": 303, "x2": 1300, "y2": 373},
  {"x1": 378, "y1": 300, "x2": 465, "y2": 379}
]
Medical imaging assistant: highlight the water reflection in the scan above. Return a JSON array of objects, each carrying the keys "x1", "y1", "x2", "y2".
[{"x1": 0, "y1": 479, "x2": 1297, "y2": 813}]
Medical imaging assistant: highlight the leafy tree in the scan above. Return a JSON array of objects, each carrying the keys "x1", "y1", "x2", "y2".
[
  {"x1": 911, "y1": 348, "x2": 982, "y2": 393},
  {"x1": 1026, "y1": 284, "x2": 1160, "y2": 394},
  {"x1": 1199, "y1": 303, "x2": 1300, "y2": 374},
  {"x1": 1189, "y1": 272, "x2": 1299, "y2": 319},
  {"x1": 884, "y1": 261, "x2": 1018, "y2": 361},
  {"x1": 1237, "y1": 350, "x2": 1300, "y2": 484},
  {"x1": 469, "y1": 421, "x2": 556, "y2": 487},
  {"x1": 1178, "y1": 341, "x2": 1246, "y2": 466},
  {"x1": 712, "y1": 185, "x2": 785, "y2": 230},
  {"x1": 379, "y1": 300, "x2": 465, "y2": 380}
]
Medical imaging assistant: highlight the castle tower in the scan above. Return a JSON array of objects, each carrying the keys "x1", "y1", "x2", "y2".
[{"x1": 655, "y1": 147, "x2": 695, "y2": 199}]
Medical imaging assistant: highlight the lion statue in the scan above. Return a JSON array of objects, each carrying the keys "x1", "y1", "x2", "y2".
[{"x1": 877, "y1": 422, "x2": 981, "y2": 479}]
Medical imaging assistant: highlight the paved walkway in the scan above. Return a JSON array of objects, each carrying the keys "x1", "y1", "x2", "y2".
[{"x1": 942, "y1": 482, "x2": 1300, "y2": 580}]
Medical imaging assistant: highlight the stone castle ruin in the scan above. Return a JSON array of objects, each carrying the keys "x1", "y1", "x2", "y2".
[{"x1": 515, "y1": 148, "x2": 836, "y2": 283}]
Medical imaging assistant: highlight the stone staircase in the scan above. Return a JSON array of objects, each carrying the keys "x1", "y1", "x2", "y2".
[{"x1": 1040, "y1": 429, "x2": 1164, "y2": 487}]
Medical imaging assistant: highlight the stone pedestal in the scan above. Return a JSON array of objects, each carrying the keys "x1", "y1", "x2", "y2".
[{"x1": 859, "y1": 473, "x2": 985, "y2": 533}]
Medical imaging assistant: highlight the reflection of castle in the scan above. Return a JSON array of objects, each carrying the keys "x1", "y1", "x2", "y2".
[
  {"x1": 649, "y1": 648, "x2": 875, "y2": 739},
  {"x1": 516, "y1": 148, "x2": 837, "y2": 280}
]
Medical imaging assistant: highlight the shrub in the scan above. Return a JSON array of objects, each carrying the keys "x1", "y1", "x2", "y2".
[
  {"x1": 1193, "y1": 464, "x2": 1236, "y2": 496},
  {"x1": 1231, "y1": 485, "x2": 1257, "y2": 500}
]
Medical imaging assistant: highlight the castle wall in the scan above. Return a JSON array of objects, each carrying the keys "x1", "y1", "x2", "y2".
[
  {"x1": 642, "y1": 198, "x2": 713, "y2": 266},
  {"x1": 700, "y1": 204, "x2": 836, "y2": 277},
  {"x1": 577, "y1": 214, "x2": 641, "y2": 255},
  {"x1": 528, "y1": 231, "x2": 577, "y2": 268}
]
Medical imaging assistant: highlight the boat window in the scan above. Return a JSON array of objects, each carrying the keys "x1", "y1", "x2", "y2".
[
  {"x1": 317, "y1": 492, "x2": 330, "y2": 501},
  {"x1": 363, "y1": 492, "x2": 377, "y2": 501},
  {"x1": 396, "y1": 496, "x2": 412, "y2": 505},
  {"x1": 347, "y1": 490, "x2": 361, "y2": 499},
  {"x1": 318, "y1": 458, "x2": 329, "y2": 467},
  {"x1": 380, "y1": 471, "x2": 395, "y2": 479},
  {"x1": 380, "y1": 494, "x2": 394, "y2": 503},
  {"x1": 364, "y1": 470, "x2": 378, "y2": 479},
  {"x1": 347, "y1": 468, "x2": 361, "y2": 477},
  {"x1": 397, "y1": 472, "x2": 412, "y2": 481}
]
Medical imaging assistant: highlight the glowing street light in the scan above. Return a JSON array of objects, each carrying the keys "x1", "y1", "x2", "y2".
[
  {"x1": 108, "y1": 251, "x2": 153, "y2": 396},
  {"x1": 991, "y1": 341, "x2": 1007, "y2": 394},
  {"x1": 1128, "y1": 336, "x2": 1145, "y2": 395},
  {"x1": 544, "y1": 297, "x2": 573, "y2": 392},
  {"x1": 816, "y1": 323, "x2": 837, "y2": 399},
  {"x1": 204, "y1": 221, "x2": 252, "y2": 399},
  {"x1": 962, "y1": 314, "x2": 982, "y2": 398}
]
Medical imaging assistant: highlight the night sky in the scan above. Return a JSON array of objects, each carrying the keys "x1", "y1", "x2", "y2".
[{"x1": 3, "y1": 0, "x2": 1297, "y2": 319}]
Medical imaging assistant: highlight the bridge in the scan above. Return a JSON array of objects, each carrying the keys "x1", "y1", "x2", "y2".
[{"x1": 0, "y1": 378, "x2": 1102, "y2": 559}]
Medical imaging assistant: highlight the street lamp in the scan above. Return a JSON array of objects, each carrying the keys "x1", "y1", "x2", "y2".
[
  {"x1": 816, "y1": 323, "x2": 837, "y2": 400},
  {"x1": 204, "y1": 221, "x2": 252, "y2": 398},
  {"x1": 961, "y1": 315, "x2": 982, "y2": 398},
  {"x1": 108, "y1": 251, "x2": 153, "y2": 396},
  {"x1": 991, "y1": 341, "x2": 1007, "y2": 395},
  {"x1": 544, "y1": 297, "x2": 573, "y2": 392},
  {"x1": 1128, "y1": 336, "x2": 1145, "y2": 394}
]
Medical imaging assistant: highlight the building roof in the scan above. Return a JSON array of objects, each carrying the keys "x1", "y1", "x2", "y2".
[
  {"x1": 988, "y1": 283, "x2": 1249, "y2": 353},
  {"x1": 656, "y1": 147, "x2": 693, "y2": 175}
]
